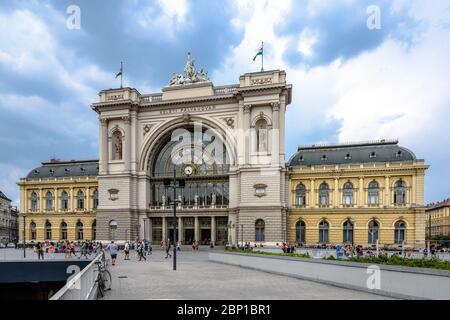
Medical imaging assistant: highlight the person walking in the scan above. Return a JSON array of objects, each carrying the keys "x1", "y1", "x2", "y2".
[
  {"x1": 138, "y1": 242, "x2": 147, "y2": 261},
  {"x1": 165, "y1": 240, "x2": 172, "y2": 259},
  {"x1": 48, "y1": 242, "x2": 55, "y2": 259},
  {"x1": 107, "y1": 240, "x2": 119, "y2": 266},
  {"x1": 36, "y1": 242, "x2": 44, "y2": 260},
  {"x1": 124, "y1": 241, "x2": 130, "y2": 260}
]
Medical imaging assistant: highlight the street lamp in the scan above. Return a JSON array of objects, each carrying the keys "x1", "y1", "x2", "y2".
[
  {"x1": 22, "y1": 212, "x2": 26, "y2": 258},
  {"x1": 164, "y1": 168, "x2": 186, "y2": 271}
]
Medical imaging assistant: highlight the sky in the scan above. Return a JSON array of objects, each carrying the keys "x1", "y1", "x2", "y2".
[{"x1": 0, "y1": 0, "x2": 449, "y2": 205}]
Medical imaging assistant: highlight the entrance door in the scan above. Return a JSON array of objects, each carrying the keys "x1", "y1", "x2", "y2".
[
  {"x1": 184, "y1": 229, "x2": 194, "y2": 244},
  {"x1": 200, "y1": 229, "x2": 211, "y2": 245}
]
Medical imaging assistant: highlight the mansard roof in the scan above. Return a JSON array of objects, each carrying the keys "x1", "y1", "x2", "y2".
[
  {"x1": 287, "y1": 139, "x2": 417, "y2": 167},
  {"x1": 26, "y1": 159, "x2": 99, "y2": 179},
  {"x1": 0, "y1": 190, "x2": 11, "y2": 201}
]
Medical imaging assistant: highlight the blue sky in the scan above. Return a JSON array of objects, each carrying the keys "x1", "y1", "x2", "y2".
[{"x1": 0, "y1": 0, "x2": 449, "y2": 205}]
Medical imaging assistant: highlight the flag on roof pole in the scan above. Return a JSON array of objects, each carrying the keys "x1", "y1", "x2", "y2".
[
  {"x1": 115, "y1": 62, "x2": 123, "y2": 88},
  {"x1": 253, "y1": 42, "x2": 264, "y2": 72}
]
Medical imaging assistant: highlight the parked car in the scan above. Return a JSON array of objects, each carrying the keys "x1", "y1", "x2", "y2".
[
  {"x1": 0, "y1": 243, "x2": 5, "y2": 249},
  {"x1": 7, "y1": 243, "x2": 16, "y2": 248}
]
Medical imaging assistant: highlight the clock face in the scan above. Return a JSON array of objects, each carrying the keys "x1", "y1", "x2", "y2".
[{"x1": 184, "y1": 165, "x2": 193, "y2": 176}]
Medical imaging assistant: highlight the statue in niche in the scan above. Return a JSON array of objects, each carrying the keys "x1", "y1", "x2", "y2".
[
  {"x1": 256, "y1": 119, "x2": 268, "y2": 153},
  {"x1": 112, "y1": 131, "x2": 123, "y2": 160}
]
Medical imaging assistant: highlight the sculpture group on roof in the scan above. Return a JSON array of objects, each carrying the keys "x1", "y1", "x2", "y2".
[{"x1": 168, "y1": 53, "x2": 209, "y2": 86}]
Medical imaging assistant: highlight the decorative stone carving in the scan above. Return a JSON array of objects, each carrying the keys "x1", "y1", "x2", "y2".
[
  {"x1": 143, "y1": 124, "x2": 152, "y2": 136},
  {"x1": 168, "y1": 53, "x2": 209, "y2": 86},
  {"x1": 108, "y1": 188, "x2": 119, "y2": 201},
  {"x1": 182, "y1": 113, "x2": 191, "y2": 123},
  {"x1": 254, "y1": 183, "x2": 267, "y2": 197},
  {"x1": 224, "y1": 117, "x2": 234, "y2": 128}
]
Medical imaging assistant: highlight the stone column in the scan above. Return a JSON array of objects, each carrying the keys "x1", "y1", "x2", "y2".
[
  {"x1": 39, "y1": 188, "x2": 43, "y2": 212},
  {"x1": 271, "y1": 102, "x2": 280, "y2": 165},
  {"x1": 334, "y1": 178, "x2": 339, "y2": 208},
  {"x1": 384, "y1": 176, "x2": 390, "y2": 206},
  {"x1": 178, "y1": 217, "x2": 183, "y2": 243},
  {"x1": 237, "y1": 99, "x2": 245, "y2": 165},
  {"x1": 148, "y1": 218, "x2": 153, "y2": 242},
  {"x1": 243, "y1": 104, "x2": 251, "y2": 164},
  {"x1": 412, "y1": 174, "x2": 417, "y2": 205},
  {"x1": 162, "y1": 217, "x2": 167, "y2": 243},
  {"x1": 123, "y1": 116, "x2": 132, "y2": 172},
  {"x1": 100, "y1": 118, "x2": 109, "y2": 174},
  {"x1": 70, "y1": 187, "x2": 74, "y2": 212},
  {"x1": 54, "y1": 188, "x2": 58, "y2": 211},
  {"x1": 211, "y1": 216, "x2": 216, "y2": 244},
  {"x1": 194, "y1": 216, "x2": 199, "y2": 242},
  {"x1": 359, "y1": 177, "x2": 364, "y2": 207},
  {"x1": 85, "y1": 187, "x2": 90, "y2": 212},
  {"x1": 310, "y1": 179, "x2": 315, "y2": 208}
]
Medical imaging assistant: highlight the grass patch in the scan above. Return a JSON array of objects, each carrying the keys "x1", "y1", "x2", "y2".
[
  {"x1": 225, "y1": 248, "x2": 311, "y2": 259},
  {"x1": 325, "y1": 254, "x2": 450, "y2": 270}
]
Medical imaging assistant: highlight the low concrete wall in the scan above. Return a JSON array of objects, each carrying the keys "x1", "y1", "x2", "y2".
[{"x1": 209, "y1": 252, "x2": 450, "y2": 300}]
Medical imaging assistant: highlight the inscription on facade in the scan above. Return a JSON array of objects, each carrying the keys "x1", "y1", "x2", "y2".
[
  {"x1": 107, "y1": 94, "x2": 124, "y2": 101},
  {"x1": 251, "y1": 78, "x2": 272, "y2": 85},
  {"x1": 159, "y1": 105, "x2": 216, "y2": 115}
]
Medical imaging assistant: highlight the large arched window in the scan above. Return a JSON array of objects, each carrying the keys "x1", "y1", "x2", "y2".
[
  {"x1": 61, "y1": 191, "x2": 68, "y2": 210},
  {"x1": 255, "y1": 219, "x2": 265, "y2": 242},
  {"x1": 394, "y1": 220, "x2": 406, "y2": 244},
  {"x1": 368, "y1": 181, "x2": 379, "y2": 205},
  {"x1": 92, "y1": 220, "x2": 96, "y2": 240},
  {"x1": 296, "y1": 184, "x2": 306, "y2": 206},
  {"x1": 394, "y1": 180, "x2": 406, "y2": 205},
  {"x1": 343, "y1": 182, "x2": 354, "y2": 206},
  {"x1": 46, "y1": 191, "x2": 53, "y2": 210},
  {"x1": 112, "y1": 130, "x2": 123, "y2": 160},
  {"x1": 343, "y1": 220, "x2": 353, "y2": 243},
  {"x1": 93, "y1": 190, "x2": 99, "y2": 209},
  {"x1": 319, "y1": 182, "x2": 329, "y2": 206},
  {"x1": 60, "y1": 221, "x2": 68, "y2": 240},
  {"x1": 296, "y1": 220, "x2": 306, "y2": 243},
  {"x1": 255, "y1": 119, "x2": 268, "y2": 153},
  {"x1": 45, "y1": 221, "x2": 52, "y2": 240},
  {"x1": 31, "y1": 192, "x2": 38, "y2": 210},
  {"x1": 319, "y1": 220, "x2": 329, "y2": 243},
  {"x1": 76, "y1": 221, "x2": 84, "y2": 240},
  {"x1": 77, "y1": 191, "x2": 84, "y2": 209},
  {"x1": 109, "y1": 220, "x2": 118, "y2": 240},
  {"x1": 368, "y1": 220, "x2": 379, "y2": 244},
  {"x1": 30, "y1": 222, "x2": 37, "y2": 240}
]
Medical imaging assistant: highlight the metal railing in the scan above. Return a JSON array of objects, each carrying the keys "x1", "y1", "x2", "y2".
[{"x1": 50, "y1": 250, "x2": 108, "y2": 300}]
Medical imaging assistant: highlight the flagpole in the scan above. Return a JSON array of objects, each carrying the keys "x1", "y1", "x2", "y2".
[
  {"x1": 120, "y1": 61, "x2": 123, "y2": 89},
  {"x1": 261, "y1": 41, "x2": 264, "y2": 72}
]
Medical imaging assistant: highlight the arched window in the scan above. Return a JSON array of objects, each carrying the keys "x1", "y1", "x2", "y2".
[
  {"x1": 394, "y1": 180, "x2": 406, "y2": 205},
  {"x1": 92, "y1": 220, "x2": 96, "y2": 240},
  {"x1": 368, "y1": 220, "x2": 379, "y2": 244},
  {"x1": 31, "y1": 192, "x2": 38, "y2": 210},
  {"x1": 93, "y1": 190, "x2": 99, "y2": 209},
  {"x1": 255, "y1": 219, "x2": 265, "y2": 242},
  {"x1": 112, "y1": 130, "x2": 123, "y2": 160},
  {"x1": 343, "y1": 182, "x2": 354, "y2": 206},
  {"x1": 61, "y1": 221, "x2": 67, "y2": 240},
  {"x1": 296, "y1": 184, "x2": 306, "y2": 206},
  {"x1": 61, "y1": 191, "x2": 68, "y2": 210},
  {"x1": 45, "y1": 221, "x2": 52, "y2": 240},
  {"x1": 109, "y1": 220, "x2": 118, "y2": 241},
  {"x1": 30, "y1": 222, "x2": 37, "y2": 240},
  {"x1": 76, "y1": 221, "x2": 84, "y2": 240},
  {"x1": 343, "y1": 220, "x2": 353, "y2": 243},
  {"x1": 296, "y1": 220, "x2": 306, "y2": 243},
  {"x1": 77, "y1": 191, "x2": 84, "y2": 209},
  {"x1": 368, "y1": 181, "x2": 379, "y2": 205},
  {"x1": 394, "y1": 220, "x2": 406, "y2": 244},
  {"x1": 319, "y1": 220, "x2": 329, "y2": 243},
  {"x1": 255, "y1": 119, "x2": 268, "y2": 153},
  {"x1": 319, "y1": 182, "x2": 329, "y2": 206},
  {"x1": 46, "y1": 191, "x2": 53, "y2": 210}
]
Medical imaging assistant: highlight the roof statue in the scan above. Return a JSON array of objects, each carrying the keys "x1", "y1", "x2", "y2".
[{"x1": 168, "y1": 52, "x2": 209, "y2": 86}]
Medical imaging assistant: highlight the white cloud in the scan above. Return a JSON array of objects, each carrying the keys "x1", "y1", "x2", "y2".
[{"x1": 0, "y1": 163, "x2": 27, "y2": 206}]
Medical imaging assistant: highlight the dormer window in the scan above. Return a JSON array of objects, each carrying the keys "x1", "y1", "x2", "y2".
[
  {"x1": 321, "y1": 155, "x2": 327, "y2": 161},
  {"x1": 80, "y1": 167, "x2": 85, "y2": 172},
  {"x1": 49, "y1": 169, "x2": 54, "y2": 175},
  {"x1": 345, "y1": 154, "x2": 352, "y2": 160},
  {"x1": 396, "y1": 150, "x2": 403, "y2": 158},
  {"x1": 33, "y1": 170, "x2": 39, "y2": 175},
  {"x1": 370, "y1": 152, "x2": 377, "y2": 158},
  {"x1": 64, "y1": 168, "x2": 70, "y2": 174},
  {"x1": 299, "y1": 156, "x2": 304, "y2": 162}
]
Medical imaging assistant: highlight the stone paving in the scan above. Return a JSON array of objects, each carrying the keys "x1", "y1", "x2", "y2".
[{"x1": 101, "y1": 248, "x2": 392, "y2": 300}]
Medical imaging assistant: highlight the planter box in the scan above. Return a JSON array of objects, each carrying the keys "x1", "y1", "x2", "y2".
[{"x1": 209, "y1": 252, "x2": 450, "y2": 300}]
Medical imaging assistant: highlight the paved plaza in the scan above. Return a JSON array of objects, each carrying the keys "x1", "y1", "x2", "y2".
[{"x1": 100, "y1": 248, "x2": 392, "y2": 300}]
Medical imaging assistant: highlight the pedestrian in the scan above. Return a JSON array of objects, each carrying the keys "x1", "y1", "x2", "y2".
[
  {"x1": 107, "y1": 240, "x2": 119, "y2": 266},
  {"x1": 138, "y1": 243, "x2": 147, "y2": 261},
  {"x1": 165, "y1": 240, "x2": 172, "y2": 258},
  {"x1": 124, "y1": 241, "x2": 130, "y2": 260},
  {"x1": 36, "y1": 242, "x2": 44, "y2": 260},
  {"x1": 48, "y1": 242, "x2": 55, "y2": 259}
]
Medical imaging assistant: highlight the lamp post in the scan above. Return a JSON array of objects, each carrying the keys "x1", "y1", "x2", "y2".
[{"x1": 22, "y1": 212, "x2": 26, "y2": 258}]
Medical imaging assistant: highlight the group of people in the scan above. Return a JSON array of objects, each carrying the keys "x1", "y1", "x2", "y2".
[{"x1": 33, "y1": 241, "x2": 103, "y2": 260}]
